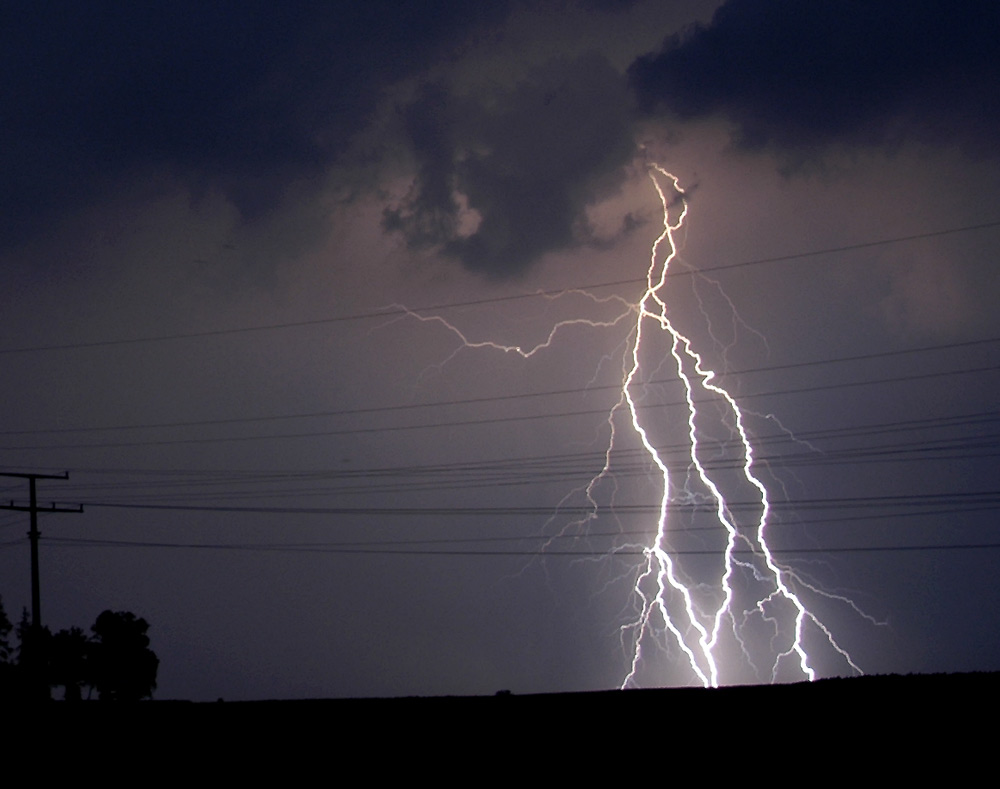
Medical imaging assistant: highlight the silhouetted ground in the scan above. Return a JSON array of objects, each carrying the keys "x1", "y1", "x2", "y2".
[{"x1": 13, "y1": 672, "x2": 996, "y2": 767}]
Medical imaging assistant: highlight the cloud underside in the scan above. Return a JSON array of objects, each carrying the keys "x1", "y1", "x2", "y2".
[{"x1": 383, "y1": 55, "x2": 636, "y2": 278}]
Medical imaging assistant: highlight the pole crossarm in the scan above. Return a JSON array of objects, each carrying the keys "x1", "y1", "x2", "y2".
[{"x1": 0, "y1": 502, "x2": 84, "y2": 513}]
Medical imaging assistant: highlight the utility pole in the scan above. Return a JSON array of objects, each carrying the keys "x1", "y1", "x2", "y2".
[{"x1": 0, "y1": 472, "x2": 83, "y2": 699}]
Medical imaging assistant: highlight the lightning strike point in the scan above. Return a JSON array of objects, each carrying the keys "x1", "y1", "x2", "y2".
[{"x1": 395, "y1": 161, "x2": 867, "y2": 690}]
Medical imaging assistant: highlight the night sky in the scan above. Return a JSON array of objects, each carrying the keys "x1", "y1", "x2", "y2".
[{"x1": 2, "y1": 0, "x2": 999, "y2": 700}]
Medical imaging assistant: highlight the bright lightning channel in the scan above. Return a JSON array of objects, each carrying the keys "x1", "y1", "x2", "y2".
[{"x1": 393, "y1": 163, "x2": 864, "y2": 688}]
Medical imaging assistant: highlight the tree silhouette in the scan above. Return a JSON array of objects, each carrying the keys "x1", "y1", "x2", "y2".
[
  {"x1": 0, "y1": 599, "x2": 160, "y2": 701},
  {"x1": 0, "y1": 596, "x2": 12, "y2": 665},
  {"x1": 49, "y1": 627, "x2": 90, "y2": 702},
  {"x1": 0, "y1": 596, "x2": 16, "y2": 699},
  {"x1": 89, "y1": 610, "x2": 159, "y2": 701},
  {"x1": 15, "y1": 606, "x2": 51, "y2": 701}
]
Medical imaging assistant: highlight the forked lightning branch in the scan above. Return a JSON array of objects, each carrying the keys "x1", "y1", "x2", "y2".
[{"x1": 394, "y1": 164, "x2": 865, "y2": 687}]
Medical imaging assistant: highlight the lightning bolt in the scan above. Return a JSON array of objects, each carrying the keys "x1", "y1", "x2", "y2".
[{"x1": 393, "y1": 163, "x2": 865, "y2": 689}]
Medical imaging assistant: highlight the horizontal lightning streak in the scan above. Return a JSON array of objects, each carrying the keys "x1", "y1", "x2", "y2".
[{"x1": 2, "y1": 223, "x2": 997, "y2": 356}]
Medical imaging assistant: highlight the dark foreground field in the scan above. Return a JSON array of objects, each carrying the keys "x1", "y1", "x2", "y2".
[{"x1": 15, "y1": 672, "x2": 997, "y2": 759}]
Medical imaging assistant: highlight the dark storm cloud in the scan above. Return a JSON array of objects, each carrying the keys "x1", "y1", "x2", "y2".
[
  {"x1": 383, "y1": 54, "x2": 636, "y2": 278},
  {"x1": 578, "y1": 0, "x2": 643, "y2": 10},
  {"x1": 0, "y1": 1, "x2": 510, "y2": 251},
  {"x1": 629, "y1": 0, "x2": 1000, "y2": 153}
]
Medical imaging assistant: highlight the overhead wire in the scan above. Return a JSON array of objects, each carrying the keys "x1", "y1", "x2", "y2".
[
  {"x1": 1, "y1": 220, "x2": 997, "y2": 560},
  {"x1": 40, "y1": 535, "x2": 1000, "y2": 556},
  {"x1": 2, "y1": 360, "x2": 995, "y2": 451},
  {"x1": 1, "y1": 219, "x2": 998, "y2": 357},
  {"x1": 0, "y1": 334, "x2": 996, "y2": 439}
]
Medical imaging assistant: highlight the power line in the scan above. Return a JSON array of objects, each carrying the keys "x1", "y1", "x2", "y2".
[
  {"x1": 40, "y1": 535, "x2": 1000, "y2": 557},
  {"x1": 688, "y1": 219, "x2": 1000, "y2": 275},
  {"x1": 66, "y1": 489, "x2": 1000, "y2": 516},
  {"x1": 5, "y1": 403, "x2": 994, "y2": 515},
  {"x1": 38, "y1": 424, "x2": 997, "y2": 504},
  {"x1": 4, "y1": 362, "x2": 995, "y2": 451},
  {"x1": 8, "y1": 406, "x2": 993, "y2": 483},
  {"x1": 2, "y1": 219, "x2": 998, "y2": 356},
  {"x1": 2, "y1": 335, "x2": 996, "y2": 439}
]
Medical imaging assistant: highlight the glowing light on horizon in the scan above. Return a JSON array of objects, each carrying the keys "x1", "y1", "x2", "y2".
[{"x1": 393, "y1": 163, "x2": 865, "y2": 688}]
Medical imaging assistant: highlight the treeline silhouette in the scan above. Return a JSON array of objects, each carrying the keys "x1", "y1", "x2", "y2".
[{"x1": 0, "y1": 596, "x2": 158, "y2": 701}]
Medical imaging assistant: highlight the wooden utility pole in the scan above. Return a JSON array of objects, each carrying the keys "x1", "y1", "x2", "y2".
[{"x1": 0, "y1": 472, "x2": 83, "y2": 699}]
